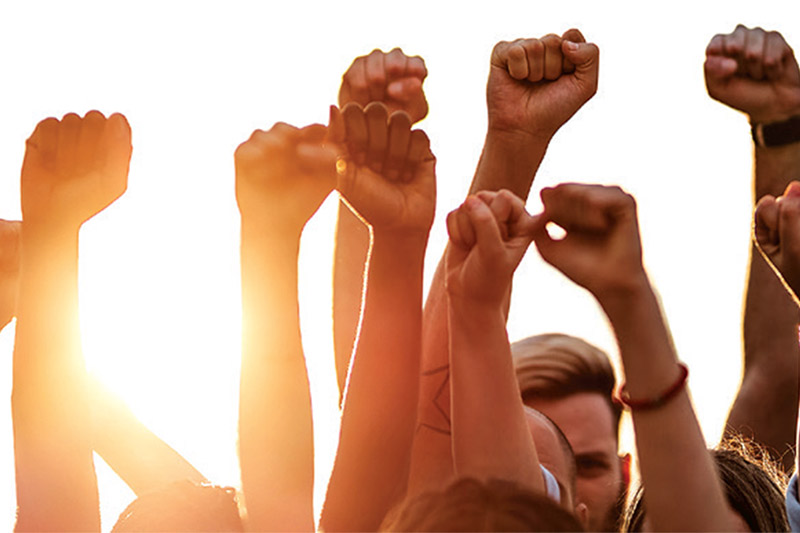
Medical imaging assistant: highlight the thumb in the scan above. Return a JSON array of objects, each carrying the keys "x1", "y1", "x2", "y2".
[
  {"x1": 562, "y1": 40, "x2": 599, "y2": 80},
  {"x1": 326, "y1": 105, "x2": 345, "y2": 144}
]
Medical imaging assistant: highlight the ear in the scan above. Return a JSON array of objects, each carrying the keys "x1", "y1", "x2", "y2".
[
  {"x1": 620, "y1": 453, "x2": 632, "y2": 492},
  {"x1": 574, "y1": 502, "x2": 590, "y2": 530}
]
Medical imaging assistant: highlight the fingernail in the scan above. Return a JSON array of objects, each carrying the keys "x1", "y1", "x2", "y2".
[
  {"x1": 565, "y1": 41, "x2": 578, "y2": 52},
  {"x1": 465, "y1": 197, "x2": 481, "y2": 211}
]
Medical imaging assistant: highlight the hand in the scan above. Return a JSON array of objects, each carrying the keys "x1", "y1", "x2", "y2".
[
  {"x1": 0, "y1": 220, "x2": 21, "y2": 330},
  {"x1": 531, "y1": 183, "x2": 647, "y2": 300},
  {"x1": 446, "y1": 190, "x2": 536, "y2": 305},
  {"x1": 332, "y1": 102, "x2": 436, "y2": 236},
  {"x1": 21, "y1": 111, "x2": 132, "y2": 230},
  {"x1": 487, "y1": 29, "x2": 599, "y2": 140},
  {"x1": 235, "y1": 122, "x2": 338, "y2": 232},
  {"x1": 339, "y1": 48, "x2": 428, "y2": 124},
  {"x1": 705, "y1": 25, "x2": 800, "y2": 123},
  {"x1": 754, "y1": 181, "x2": 800, "y2": 297}
]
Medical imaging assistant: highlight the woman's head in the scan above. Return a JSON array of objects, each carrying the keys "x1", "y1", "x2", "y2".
[{"x1": 623, "y1": 436, "x2": 789, "y2": 532}]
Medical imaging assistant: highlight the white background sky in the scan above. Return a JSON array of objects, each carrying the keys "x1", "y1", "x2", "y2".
[{"x1": 0, "y1": 1, "x2": 798, "y2": 530}]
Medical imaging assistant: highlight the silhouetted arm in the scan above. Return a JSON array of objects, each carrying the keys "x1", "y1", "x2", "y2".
[
  {"x1": 333, "y1": 48, "x2": 428, "y2": 401},
  {"x1": 321, "y1": 103, "x2": 435, "y2": 531},
  {"x1": 13, "y1": 111, "x2": 131, "y2": 532},
  {"x1": 235, "y1": 123, "x2": 336, "y2": 532}
]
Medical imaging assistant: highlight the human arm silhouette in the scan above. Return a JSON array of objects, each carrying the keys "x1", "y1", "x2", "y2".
[
  {"x1": 409, "y1": 30, "x2": 599, "y2": 496},
  {"x1": 321, "y1": 101, "x2": 435, "y2": 532},
  {"x1": 235, "y1": 122, "x2": 337, "y2": 531},
  {"x1": 13, "y1": 111, "x2": 131, "y2": 532},
  {"x1": 333, "y1": 48, "x2": 428, "y2": 402},
  {"x1": 531, "y1": 183, "x2": 739, "y2": 531},
  {"x1": 446, "y1": 190, "x2": 543, "y2": 489},
  {"x1": 706, "y1": 25, "x2": 800, "y2": 472}
]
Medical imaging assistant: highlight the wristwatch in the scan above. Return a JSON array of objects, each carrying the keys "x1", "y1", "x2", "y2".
[{"x1": 752, "y1": 115, "x2": 800, "y2": 147}]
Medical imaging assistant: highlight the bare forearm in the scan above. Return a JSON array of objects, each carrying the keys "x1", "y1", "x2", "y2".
[
  {"x1": 409, "y1": 131, "x2": 550, "y2": 494},
  {"x1": 322, "y1": 232, "x2": 425, "y2": 532},
  {"x1": 469, "y1": 129, "x2": 549, "y2": 199},
  {"x1": 732, "y1": 143, "x2": 800, "y2": 470},
  {"x1": 90, "y1": 376, "x2": 207, "y2": 496},
  {"x1": 13, "y1": 222, "x2": 99, "y2": 532},
  {"x1": 448, "y1": 297, "x2": 540, "y2": 489},
  {"x1": 600, "y1": 283, "x2": 733, "y2": 531},
  {"x1": 239, "y1": 222, "x2": 314, "y2": 532},
  {"x1": 332, "y1": 201, "x2": 370, "y2": 401}
]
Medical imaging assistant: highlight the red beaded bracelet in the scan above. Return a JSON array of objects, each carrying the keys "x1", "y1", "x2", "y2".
[{"x1": 615, "y1": 362, "x2": 689, "y2": 411}]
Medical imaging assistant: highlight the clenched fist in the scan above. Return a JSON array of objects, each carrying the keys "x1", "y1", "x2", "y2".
[
  {"x1": 21, "y1": 111, "x2": 132, "y2": 230},
  {"x1": 754, "y1": 181, "x2": 800, "y2": 298},
  {"x1": 705, "y1": 25, "x2": 800, "y2": 123},
  {"x1": 488, "y1": 29, "x2": 599, "y2": 140},
  {"x1": 339, "y1": 48, "x2": 428, "y2": 124},
  {"x1": 235, "y1": 122, "x2": 338, "y2": 232}
]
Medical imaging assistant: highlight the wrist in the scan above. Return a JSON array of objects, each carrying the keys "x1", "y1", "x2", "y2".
[
  {"x1": 593, "y1": 272, "x2": 653, "y2": 318},
  {"x1": 485, "y1": 124, "x2": 553, "y2": 150},
  {"x1": 372, "y1": 227, "x2": 429, "y2": 256}
]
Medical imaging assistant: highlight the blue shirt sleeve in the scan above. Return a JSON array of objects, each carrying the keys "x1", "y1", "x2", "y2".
[{"x1": 788, "y1": 473, "x2": 800, "y2": 532}]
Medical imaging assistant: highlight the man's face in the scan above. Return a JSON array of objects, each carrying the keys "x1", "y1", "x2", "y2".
[{"x1": 526, "y1": 392, "x2": 624, "y2": 532}]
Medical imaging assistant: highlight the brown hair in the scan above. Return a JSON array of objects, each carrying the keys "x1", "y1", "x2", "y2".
[
  {"x1": 382, "y1": 477, "x2": 583, "y2": 532},
  {"x1": 511, "y1": 333, "x2": 622, "y2": 437},
  {"x1": 622, "y1": 435, "x2": 789, "y2": 532},
  {"x1": 112, "y1": 480, "x2": 243, "y2": 532}
]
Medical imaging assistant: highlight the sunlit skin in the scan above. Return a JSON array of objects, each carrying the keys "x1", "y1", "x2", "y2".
[
  {"x1": 446, "y1": 190, "x2": 544, "y2": 492},
  {"x1": 235, "y1": 121, "x2": 337, "y2": 531},
  {"x1": 13, "y1": 111, "x2": 131, "y2": 532},
  {"x1": 321, "y1": 101, "x2": 436, "y2": 532},
  {"x1": 707, "y1": 25, "x2": 800, "y2": 473},
  {"x1": 0, "y1": 220, "x2": 21, "y2": 331},
  {"x1": 526, "y1": 393, "x2": 622, "y2": 531},
  {"x1": 333, "y1": 48, "x2": 429, "y2": 401},
  {"x1": 409, "y1": 30, "x2": 600, "y2": 498}
]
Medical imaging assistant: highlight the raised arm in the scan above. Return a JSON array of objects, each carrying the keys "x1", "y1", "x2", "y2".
[
  {"x1": 333, "y1": 48, "x2": 428, "y2": 402},
  {"x1": 320, "y1": 102, "x2": 435, "y2": 532},
  {"x1": 410, "y1": 30, "x2": 599, "y2": 496},
  {"x1": 753, "y1": 182, "x2": 800, "y2": 529},
  {"x1": 532, "y1": 183, "x2": 738, "y2": 531},
  {"x1": 706, "y1": 25, "x2": 800, "y2": 471},
  {"x1": 445, "y1": 190, "x2": 542, "y2": 489},
  {"x1": 89, "y1": 376, "x2": 208, "y2": 496},
  {"x1": 0, "y1": 219, "x2": 21, "y2": 332},
  {"x1": 235, "y1": 123, "x2": 336, "y2": 531},
  {"x1": 13, "y1": 111, "x2": 131, "y2": 532}
]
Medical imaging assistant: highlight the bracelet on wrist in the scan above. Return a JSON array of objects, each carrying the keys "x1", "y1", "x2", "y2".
[
  {"x1": 614, "y1": 362, "x2": 688, "y2": 411},
  {"x1": 752, "y1": 115, "x2": 800, "y2": 148}
]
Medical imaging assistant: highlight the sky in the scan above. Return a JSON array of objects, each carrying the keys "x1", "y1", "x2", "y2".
[{"x1": 0, "y1": 1, "x2": 798, "y2": 529}]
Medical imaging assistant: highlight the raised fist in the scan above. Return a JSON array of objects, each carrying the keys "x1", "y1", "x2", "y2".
[
  {"x1": 446, "y1": 189, "x2": 536, "y2": 304},
  {"x1": 705, "y1": 26, "x2": 800, "y2": 123},
  {"x1": 21, "y1": 111, "x2": 131, "y2": 230},
  {"x1": 235, "y1": 122, "x2": 337, "y2": 232},
  {"x1": 532, "y1": 183, "x2": 646, "y2": 300},
  {"x1": 332, "y1": 102, "x2": 436, "y2": 235},
  {"x1": 754, "y1": 181, "x2": 800, "y2": 298},
  {"x1": 0, "y1": 220, "x2": 21, "y2": 330},
  {"x1": 339, "y1": 48, "x2": 428, "y2": 124},
  {"x1": 487, "y1": 29, "x2": 599, "y2": 140}
]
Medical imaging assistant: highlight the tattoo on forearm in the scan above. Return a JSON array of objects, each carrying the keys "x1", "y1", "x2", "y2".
[{"x1": 416, "y1": 364, "x2": 451, "y2": 436}]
